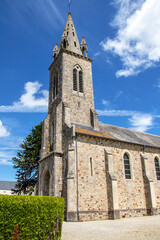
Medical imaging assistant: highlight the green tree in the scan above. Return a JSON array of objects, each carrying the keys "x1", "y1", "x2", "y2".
[{"x1": 12, "y1": 122, "x2": 42, "y2": 195}]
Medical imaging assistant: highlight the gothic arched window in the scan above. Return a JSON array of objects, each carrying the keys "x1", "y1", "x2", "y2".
[
  {"x1": 124, "y1": 153, "x2": 131, "y2": 179},
  {"x1": 73, "y1": 68, "x2": 77, "y2": 91},
  {"x1": 154, "y1": 157, "x2": 160, "y2": 180},
  {"x1": 53, "y1": 72, "x2": 58, "y2": 99},
  {"x1": 79, "y1": 70, "x2": 83, "y2": 93},
  {"x1": 73, "y1": 65, "x2": 83, "y2": 93}
]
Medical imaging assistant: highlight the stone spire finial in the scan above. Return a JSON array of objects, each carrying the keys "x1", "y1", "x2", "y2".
[
  {"x1": 81, "y1": 36, "x2": 88, "y2": 57},
  {"x1": 53, "y1": 44, "x2": 59, "y2": 59}
]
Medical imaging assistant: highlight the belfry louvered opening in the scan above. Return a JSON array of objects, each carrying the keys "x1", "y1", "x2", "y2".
[
  {"x1": 73, "y1": 65, "x2": 83, "y2": 93},
  {"x1": 124, "y1": 153, "x2": 131, "y2": 179},
  {"x1": 154, "y1": 157, "x2": 160, "y2": 180},
  {"x1": 73, "y1": 68, "x2": 77, "y2": 91},
  {"x1": 79, "y1": 70, "x2": 83, "y2": 93}
]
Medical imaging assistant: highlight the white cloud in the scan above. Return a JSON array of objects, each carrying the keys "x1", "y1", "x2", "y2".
[
  {"x1": 155, "y1": 78, "x2": 160, "y2": 89},
  {"x1": 101, "y1": 0, "x2": 160, "y2": 77},
  {"x1": 97, "y1": 98, "x2": 156, "y2": 132},
  {"x1": 20, "y1": 82, "x2": 48, "y2": 108},
  {"x1": 0, "y1": 137, "x2": 23, "y2": 166},
  {"x1": 30, "y1": 0, "x2": 64, "y2": 31},
  {"x1": 0, "y1": 149, "x2": 14, "y2": 166},
  {"x1": 111, "y1": 0, "x2": 145, "y2": 28},
  {"x1": 115, "y1": 90, "x2": 123, "y2": 98},
  {"x1": 0, "y1": 121, "x2": 10, "y2": 137},
  {"x1": 97, "y1": 109, "x2": 137, "y2": 117},
  {"x1": 46, "y1": 0, "x2": 64, "y2": 25},
  {"x1": 94, "y1": 52, "x2": 101, "y2": 57},
  {"x1": 0, "y1": 136, "x2": 23, "y2": 149},
  {"x1": 4, "y1": 0, "x2": 64, "y2": 34},
  {"x1": 102, "y1": 100, "x2": 112, "y2": 109},
  {"x1": 0, "y1": 159, "x2": 13, "y2": 166},
  {"x1": 97, "y1": 108, "x2": 154, "y2": 132},
  {"x1": 0, "y1": 81, "x2": 49, "y2": 112},
  {"x1": 129, "y1": 114, "x2": 153, "y2": 132}
]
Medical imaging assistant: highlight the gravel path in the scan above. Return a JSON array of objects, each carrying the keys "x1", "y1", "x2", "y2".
[{"x1": 62, "y1": 215, "x2": 160, "y2": 240}]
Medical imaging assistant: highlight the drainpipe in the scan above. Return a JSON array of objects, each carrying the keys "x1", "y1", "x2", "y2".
[
  {"x1": 143, "y1": 145, "x2": 146, "y2": 154},
  {"x1": 76, "y1": 133, "x2": 79, "y2": 221}
]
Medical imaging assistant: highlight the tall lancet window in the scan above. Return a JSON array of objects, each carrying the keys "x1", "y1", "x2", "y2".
[
  {"x1": 73, "y1": 68, "x2": 77, "y2": 91},
  {"x1": 53, "y1": 71, "x2": 58, "y2": 99},
  {"x1": 124, "y1": 153, "x2": 131, "y2": 179},
  {"x1": 79, "y1": 70, "x2": 83, "y2": 93},
  {"x1": 73, "y1": 65, "x2": 83, "y2": 93},
  {"x1": 154, "y1": 157, "x2": 160, "y2": 180}
]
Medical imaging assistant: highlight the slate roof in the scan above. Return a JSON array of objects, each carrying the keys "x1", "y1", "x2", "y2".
[
  {"x1": 74, "y1": 123, "x2": 160, "y2": 148},
  {"x1": 0, "y1": 181, "x2": 16, "y2": 190}
]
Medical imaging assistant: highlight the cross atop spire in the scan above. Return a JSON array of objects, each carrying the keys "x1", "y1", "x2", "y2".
[{"x1": 68, "y1": 0, "x2": 71, "y2": 13}]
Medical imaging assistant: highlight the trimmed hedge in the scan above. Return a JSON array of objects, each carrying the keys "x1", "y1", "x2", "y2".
[{"x1": 0, "y1": 195, "x2": 64, "y2": 240}]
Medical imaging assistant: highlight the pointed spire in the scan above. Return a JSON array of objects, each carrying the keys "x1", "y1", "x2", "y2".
[
  {"x1": 81, "y1": 36, "x2": 86, "y2": 45},
  {"x1": 53, "y1": 44, "x2": 59, "y2": 59},
  {"x1": 81, "y1": 36, "x2": 88, "y2": 57},
  {"x1": 60, "y1": 12, "x2": 82, "y2": 55}
]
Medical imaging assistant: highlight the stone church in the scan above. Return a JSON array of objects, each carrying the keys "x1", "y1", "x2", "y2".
[{"x1": 38, "y1": 11, "x2": 160, "y2": 221}]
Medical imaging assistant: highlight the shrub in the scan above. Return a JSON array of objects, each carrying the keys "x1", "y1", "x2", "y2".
[{"x1": 0, "y1": 195, "x2": 64, "y2": 240}]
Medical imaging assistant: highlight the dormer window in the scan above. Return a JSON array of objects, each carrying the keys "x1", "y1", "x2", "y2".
[{"x1": 73, "y1": 65, "x2": 83, "y2": 94}]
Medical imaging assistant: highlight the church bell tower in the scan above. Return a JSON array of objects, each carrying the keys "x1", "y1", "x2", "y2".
[
  {"x1": 38, "y1": 11, "x2": 98, "y2": 221},
  {"x1": 49, "y1": 12, "x2": 96, "y2": 127}
]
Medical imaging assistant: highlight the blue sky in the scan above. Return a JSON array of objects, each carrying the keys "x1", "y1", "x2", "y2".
[{"x1": 1, "y1": 0, "x2": 160, "y2": 181}]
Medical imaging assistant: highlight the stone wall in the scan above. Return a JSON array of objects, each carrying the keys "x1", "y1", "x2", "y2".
[{"x1": 75, "y1": 134, "x2": 160, "y2": 221}]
